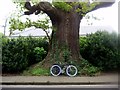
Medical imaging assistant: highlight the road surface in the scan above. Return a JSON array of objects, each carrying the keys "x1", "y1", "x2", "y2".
[{"x1": 1, "y1": 85, "x2": 119, "y2": 90}]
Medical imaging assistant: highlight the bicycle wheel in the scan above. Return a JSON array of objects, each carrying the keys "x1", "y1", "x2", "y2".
[
  {"x1": 66, "y1": 65, "x2": 78, "y2": 77},
  {"x1": 50, "y1": 64, "x2": 62, "y2": 76}
]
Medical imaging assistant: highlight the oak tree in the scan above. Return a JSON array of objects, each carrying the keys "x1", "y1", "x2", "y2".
[{"x1": 13, "y1": 0, "x2": 115, "y2": 67}]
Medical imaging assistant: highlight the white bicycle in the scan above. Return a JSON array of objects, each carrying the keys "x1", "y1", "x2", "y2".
[{"x1": 50, "y1": 64, "x2": 78, "y2": 77}]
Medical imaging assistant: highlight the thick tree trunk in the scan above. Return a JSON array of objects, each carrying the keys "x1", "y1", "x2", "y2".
[{"x1": 42, "y1": 10, "x2": 83, "y2": 67}]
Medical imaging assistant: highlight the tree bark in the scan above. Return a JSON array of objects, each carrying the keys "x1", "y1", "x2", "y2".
[{"x1": 41, "y1": 9, "x2": 83, "y2": 67}]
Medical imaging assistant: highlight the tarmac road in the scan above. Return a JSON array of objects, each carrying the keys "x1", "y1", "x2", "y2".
[{"x1": 1, "y1": 85, "x2": 119, "y2": 90}]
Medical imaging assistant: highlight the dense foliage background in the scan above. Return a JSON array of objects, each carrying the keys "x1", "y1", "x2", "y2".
[
  {"x1": 1, "y1": 31, "x2": 119, "y2": 73},
  {"x1": 2, "y1": 36, "x2": 48, "y2": 73},
  {"x1": 80, "y1": 31, "x2": 119, "y2": 70}
]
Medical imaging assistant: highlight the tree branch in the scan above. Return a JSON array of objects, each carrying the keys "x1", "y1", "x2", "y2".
[
  {"x1": 24, "y1": 1, "x2": 59, "y2": 24},
  {"x1": 25, "y1": 1, "x2": 31, "y2": 10},
  {"x1": 43, "y1": 29, "x2": 51, "y2": 44},
  {"x1": 37, "y1": 2, "x2": 54, "y2": 12},
  {"x1": 24, "y1": 1, "x2": 57, "y2": 16}
]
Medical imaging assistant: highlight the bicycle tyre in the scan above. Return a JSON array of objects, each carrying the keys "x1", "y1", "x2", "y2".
[
  {"x1": 66, "y1": 65, "x2": 78, "y2": 77},
  {"x1": 50, "y1": 64, "x2": 61, "y2": 76}
]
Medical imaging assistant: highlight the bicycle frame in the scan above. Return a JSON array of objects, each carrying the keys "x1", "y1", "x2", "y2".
[{"x1": 50, "y1": 64, "x2": 78, "y2": 77}]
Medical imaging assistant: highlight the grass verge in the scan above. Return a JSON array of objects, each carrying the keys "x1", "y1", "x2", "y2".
[
  {"x1": 22, "y1": 62, "x2": 50, "y2": 76},
  {"x1": 22, "y1": 59, "x2": 101, "y2": 76}
]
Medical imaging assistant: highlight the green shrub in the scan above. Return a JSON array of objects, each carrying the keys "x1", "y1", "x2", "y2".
[
  {"x1": 2, "y1": 38, "x2": 28, "y2": 73},
  {"x1": 2, "y1": 36, "x2": 48, "y2": 73},
  {"x1": 80, "y1": 31, "x2": 119, "y2": 70},
  {"x1": 33, "y1": 47, "x2": 47, "y2": 62},
  {"x1": 22, "y1": 37, "x2": 48, "y2": 65},
  {"x1": 78, "y1": 59, "x2": 100, "y2": 76}
]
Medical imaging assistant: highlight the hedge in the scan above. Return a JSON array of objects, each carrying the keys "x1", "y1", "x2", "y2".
[
  {"x1": 80, "y1": 31, "x2": 119, "y2": 70},
  {"x1": 2, "y1": 36, "x2": 48, "y2": 73},
  {"x1": 2, "y1": 30, "x2": 119, "y2": 73}
]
